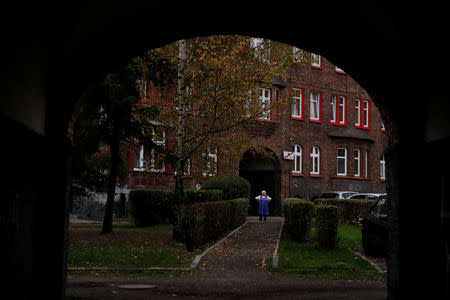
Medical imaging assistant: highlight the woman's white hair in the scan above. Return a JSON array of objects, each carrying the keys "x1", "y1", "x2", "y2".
[{"x1": 261, "y1": 190, "x2": 266, "y2": 194}]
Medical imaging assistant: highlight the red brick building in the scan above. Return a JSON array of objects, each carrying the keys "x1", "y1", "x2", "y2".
[{"x1": 124, "y1": 38, "x2": 390, "y2": 216}]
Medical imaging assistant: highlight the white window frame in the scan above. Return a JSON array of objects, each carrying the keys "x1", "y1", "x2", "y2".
[
  {"x1": 380, "y1": 155, "x2": 386, "y2": 179},
  {"x1": 250, "y1": 37, "x2": 270, "y2": 62},
  {"x1": 337, "y1": 148, "x2": 347, "y2": 176},
  {"x1": 331, "y1": 95, "x2": 337, "y2": 123},
  {"x1": 293, "y1": 144, "x2": 302, "y2": 173},
  {"x1": 259, "y1": 87, "x2": 272, "y2": 120},
  {"x1": 381, "y1": 120, "x2": 386, "y2": 131},
  {"x1": 133, "y1": 145, "x2": 146, "y2": 171},
  {"x1": 355, "y1": 99, "x2": 361, "y2": 126},
  {"x1": 311, "y1": 53, "x2": 322, "y2": 68},
  {"x1": 150, "y1": 130, "x2": 166, "y2": 173},
  {"x1": 310, "y1": 146, "x2": 320, "y2": 175},
  {"x1": 362, "y1": 100, "x2": 369, "y2": 127},
  {"x1": 365, "y1": 150, "x2": 368, "y2": 178},
  {"x1": 354, "y1": 149, "x2": 360, "y2": 177},
  {"x1": 292, "y1": 47, "x2": 303, "y2": 63},
  {"x1": 338, "y1": 96, "x2": 346, "y2": 124},
  {"x1": 291, "y1": 88, "x2": 303, "y2": 118},
  {"x1": 310, "y1": 92, "x2": 320, "y2": 121},
  {"x1": 202, "y1": 147, "x2": 217, "y2": 177}
]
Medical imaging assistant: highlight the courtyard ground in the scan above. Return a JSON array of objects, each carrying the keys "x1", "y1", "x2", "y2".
[{"x1": 66, "y1": 217, "x2": 386, "y2": 299}]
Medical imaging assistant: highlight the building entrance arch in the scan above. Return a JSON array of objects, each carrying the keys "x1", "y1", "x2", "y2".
[{"x1": 239, "y1": 148, "x2": 282, "y2": 216}]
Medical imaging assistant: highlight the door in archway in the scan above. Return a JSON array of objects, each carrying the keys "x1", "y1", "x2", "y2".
[{"x1": 239, "y1": 149, "x2": 281, "y2": 216}]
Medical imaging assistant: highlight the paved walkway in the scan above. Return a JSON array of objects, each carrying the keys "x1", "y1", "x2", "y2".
[{"x1": 66, "y1": 217, "x2": 387, "y2": 299}]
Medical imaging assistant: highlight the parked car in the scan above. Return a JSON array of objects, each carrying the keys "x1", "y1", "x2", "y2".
[
  {"x1": 361, "y1": 197, "x2": 389, "y2": 257},
  {"x1": 348, "y1": 193, "x2": 387, "y2": 200},
  {"x1": 320, "y1": 191, "x2": 358, "y2": 199}
]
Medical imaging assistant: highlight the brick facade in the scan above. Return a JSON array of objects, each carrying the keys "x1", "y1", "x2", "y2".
[{"x1": 124, "y1": 41, "x2": 389, "y2": 214}]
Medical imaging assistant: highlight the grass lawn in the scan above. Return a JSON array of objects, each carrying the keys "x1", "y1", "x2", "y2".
[
  {"x1": 68, "y1": 221, "x2": 204, "y2": 276},
  {"x1": 267, "y1": 223, "x2": 386, "y2": 280}
]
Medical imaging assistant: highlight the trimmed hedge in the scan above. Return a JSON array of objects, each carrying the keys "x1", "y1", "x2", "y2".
[
  {"x1": 183, "y1": 189, "x2": 223, "y2": 204},
  {"x1": 283, "y1": 198, "x2": 315, "y2": 242},
  {"x1": 174, "y1": 198, "x2": 249, "y2": 251},
  {"x1": 315, "y1": 205, "x2": 340, "y2": 250},
  {"x1": 201, "y1": 175, "x2": 251, "y2": 200},
  {"x1": 314, "y1": 198, "x2": 374, "y2": 224},
  {"x1": 129, "y1": 189, "x2": 177, "y2": 227}
]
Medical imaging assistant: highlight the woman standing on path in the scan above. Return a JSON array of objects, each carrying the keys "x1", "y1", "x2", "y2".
[{"x1": 255, "y1": 190, "x2": 271, "y2": 222}]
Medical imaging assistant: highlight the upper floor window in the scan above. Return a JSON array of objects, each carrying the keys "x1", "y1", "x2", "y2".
[
  {"x1": 202, "y1": 147, "x2": 217, "y2": 177},
  {"x1": 258, "y1": 87, "x2": 272, "y2": 120},
  {"x1": 331, "y1": 95, "x2": 347, "y2": 125},
  {"x1": 250, "y1": 37, "x2": 270, "y2": 62},
  {"x1": 292, "y1": 47, "x2": 303, "y2": 63},
  {"x1": 291, "y1": 88, "x2": 303, "y2": 119},
  {"x1": 355, "y1": 99, "x2": 370, "y2": 129},
  {"x1": 310, "y1": 91, "x2": 321, "y2": 122},
  {"x1": 337, "y1": 148, "x2": 347, "y2": 176},
  {"x1": 293, "y1": 144, "x2": 302, "y2": 173},
  {"x1": 380, "y1": 154, "x2": 386, "y2": 180},
  {"x1": 311, "y1": 53, "x2": 322, "y2": 69},
  {"x1": 133, "y1": 129, "x2": 166, "y2": 172},
  {"x1": 310, "y1": 146, "x2": 320, "y2": 175}
]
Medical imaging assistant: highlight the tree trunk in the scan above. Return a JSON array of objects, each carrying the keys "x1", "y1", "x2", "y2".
[
  {"x1": 174, "y1": 39, "x2": 187, "y2": 203},
  {"x1": 102, "y1": 121, "x2": 119, "y2": 234}
]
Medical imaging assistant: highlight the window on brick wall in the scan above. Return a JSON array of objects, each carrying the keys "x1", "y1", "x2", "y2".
[
  {"x1": 258, "y1": 87, "x2": 272, "y2": 120},
  {"x1": 133, "y1": 129, "x2": 166, "y2": 172},
  {"x1": 354, "y1": 149, "x2": 360, "y2": 176},
  {"x1": 355, "y1": 99, "x2": 370, "y2": 129},
  {"x1": 331, "y1": 95, "x2": 346, "y2": 125},
  {"x1": 250, "y1": 37, "x2": 270, "y2": 62},
  {"x1": 311, "y1": 53, "x2": 322, "y2": 68},
  {"x1": 202, "y1": 147, "x2": 217, "y2": 177},
  {"x1": 380, "y1": 154, "x2": 386, "y2": 179},
  {"x1": 365, "y1": 150, "x2": 369, "y2": 178},
  {"x1": 337, "y1": 148, "x2": 347, "y2": 176},
  {"x1": 311, "y1": 146, "x2": 320, "y2": 175},
  {"x1": 292, "y1": 47, "x2": 303, "y2": 63},
  {"x1": 291, "y1": 88, "x2": 303, "y2": 119},
  {"x1": 310, "y1": 91, "x2": 321, "y2": 122},
  {"x1": 293, "y1": 144, "x2": 302, "y2": 173}
]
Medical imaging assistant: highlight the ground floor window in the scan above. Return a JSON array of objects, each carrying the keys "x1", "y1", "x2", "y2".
[
  {"x1": 337, "y1": 148, "x2": 347, "y2": 175},
  {"x1": 310, "y1": 146, "x2": 320, "y2": 174},
  {"x1": 380, "y1": 154, "x2": 386, "y2": 179},
  {"x1": 293, "y1": 144, "x2": 302, "y2": 173}
]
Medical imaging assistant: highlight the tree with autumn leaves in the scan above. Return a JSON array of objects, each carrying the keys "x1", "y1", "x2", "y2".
[{"x1": 132, "y1": 35, "x2": 311, "y2": 201}]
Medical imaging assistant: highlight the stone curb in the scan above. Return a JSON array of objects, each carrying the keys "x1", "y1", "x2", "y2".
[
  {"x1": 189, "y1": 221, "x2": 248, "y2": 269},
  {"x1": 272, "y1": 218, "x2": 284, "y2": 268},
  {"x1": 348, "y1": 248, "x2": 385, "y2": 273}
]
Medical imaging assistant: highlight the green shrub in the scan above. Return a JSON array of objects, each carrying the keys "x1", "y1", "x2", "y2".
[
  {"x1": 314, "y1": 198, "x2": 373, "y2": 224},
  {"x1": 315, "y1": 205, "x2": 340, "y2": 250},
  {"x1": 228, "y1": 198, "x2": 250, "y2": 228},
  {"x1": 174, "y1": 198, "x2": 249, "y2": 251},
  {"x1": 183, "y1": 189, "x2": 223, "y2": 204},
  {"x1": 129, "y1": 189, "x2": 177, "y2": 227},
  {"x1": 283, "y1": 198, "x2": 315, "y2": 242},
  {"x1": 201, "y1": 175, "x2": 251, "y2": 200}
]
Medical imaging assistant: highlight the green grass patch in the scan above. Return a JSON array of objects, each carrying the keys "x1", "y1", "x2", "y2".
[
  {"x1": 267, "y1": 223, "x2": 385, "y2": 280},
  {"x1": 68, "y1": 224, "x2": 205, "y2": 272}
]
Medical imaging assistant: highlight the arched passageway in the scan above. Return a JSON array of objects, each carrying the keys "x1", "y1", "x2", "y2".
[
  {"x1": 1, "y1": 1, "x2": 449, "y2": 299},
  {"x1": 239, "y1": 149, "x2": 282, "y2": 216}
]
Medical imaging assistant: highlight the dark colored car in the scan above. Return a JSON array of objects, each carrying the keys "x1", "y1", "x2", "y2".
[{"x1": 361, "y1": 196, "x2": 388, "y2": 257}]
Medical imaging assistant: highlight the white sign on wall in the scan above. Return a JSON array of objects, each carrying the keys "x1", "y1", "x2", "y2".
[{"x1": 283, "y1": 151, "x2": 295, "y2": 160}]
